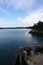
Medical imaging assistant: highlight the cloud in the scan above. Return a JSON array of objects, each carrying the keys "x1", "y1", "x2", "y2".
[
  {"x1": 0, "y1": 8, "x2": 43, "y2": 27},
  {"x1": 17, "y1": 8, "x2": 43, "y2": 26},
  {"x1": 0, "y1": 0, "x2": 36, "y2": 10},
  {"x1": 0, "y1": 0, "x2": 43, "y2": 27},
  {"x1": 0, "y1": 18, "x2": 17, "y2": 27},
  {"x1": 0, "y1": 7, "x2": 10, "y2": 14}
]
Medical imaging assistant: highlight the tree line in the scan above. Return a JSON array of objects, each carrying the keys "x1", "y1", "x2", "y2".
[{"x1": 32, "y1": 21, "x2": 43, "y2": 31}]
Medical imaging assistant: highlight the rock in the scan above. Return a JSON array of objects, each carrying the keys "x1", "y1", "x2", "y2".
[
  {"x1": 35, "y1": 45, "x2": 43, "y2": 53},
  {"x1": 29, "y1": 29, "x2": 43, "y2": 35},
  {"x1": 30, "y1": 51, "x2": 34, "y2": 56}
]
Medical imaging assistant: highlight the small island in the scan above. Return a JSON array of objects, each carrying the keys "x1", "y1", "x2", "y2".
[{"x1": 29, "y1": 21, "x2": 43, "y2": 35}]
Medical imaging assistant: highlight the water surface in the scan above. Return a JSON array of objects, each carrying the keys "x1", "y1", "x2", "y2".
[{"x1": 0, "y1": 29, "x2": 43, "y2": 65}]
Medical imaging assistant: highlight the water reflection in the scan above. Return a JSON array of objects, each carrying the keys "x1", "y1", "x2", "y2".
[
  {"x1": 0, "y1": 29, "x2": 43, "y2": 65},
  {"x1": 31, "y1": 34, "x2": 43, "y2": 45}
]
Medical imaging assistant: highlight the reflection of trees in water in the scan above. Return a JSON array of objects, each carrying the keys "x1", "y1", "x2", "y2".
[{"x1": 31, "y1": 34, "x2": 43, "y2": 45}]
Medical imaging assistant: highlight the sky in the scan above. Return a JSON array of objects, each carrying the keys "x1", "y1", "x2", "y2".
[{"x1": 0, "y1": 0, "x2": 43, "y2": 27}]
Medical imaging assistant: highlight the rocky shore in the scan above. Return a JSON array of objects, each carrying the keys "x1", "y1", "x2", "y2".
[
  {"x1": 15, "y1": 45, "x2": 43, "y2": 65},
  {"x1": 29, "y1": 29, "x2": 43, "y2": 35},
  {"x1": 29, "y1": 21, "x2": 43, "y2": 35},
  {"x1": 23, "y1": 45, "x2": 43, "y2": 65}
]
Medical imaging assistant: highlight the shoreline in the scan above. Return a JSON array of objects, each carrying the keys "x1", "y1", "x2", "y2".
[
  {"x1": 14, "y1": 45, "x2": 43, "y2": 65},
  {"x1": 29, "y1": 29, "x2": 43, "y2": 35}
]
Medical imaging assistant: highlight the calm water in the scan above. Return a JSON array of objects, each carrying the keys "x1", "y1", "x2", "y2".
[{"x1": 0, "y1": 29, "x2": 43, "y2": 65}]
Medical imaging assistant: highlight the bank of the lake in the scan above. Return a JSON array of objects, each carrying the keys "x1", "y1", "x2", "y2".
[
  {"x1": 29, "y1": 29, "x2": 43, "y2": 35},
  {"x1": 29, "y1": 21, "x2": 43, "y2": 35}
]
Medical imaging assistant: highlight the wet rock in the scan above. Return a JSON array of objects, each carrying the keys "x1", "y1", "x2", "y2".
[{"x1": 35, "y1": 45, "x2": 43, "y2": 54}]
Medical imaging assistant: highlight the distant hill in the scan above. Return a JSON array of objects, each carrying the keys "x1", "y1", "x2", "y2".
[{"x1": 0, "y1": 27, "x2": 32, "y2": 29}]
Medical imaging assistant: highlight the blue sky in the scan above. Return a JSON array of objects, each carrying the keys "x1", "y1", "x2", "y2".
[{"x1": 0, "y1": 0, "x2": 43, "y2": 27}]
